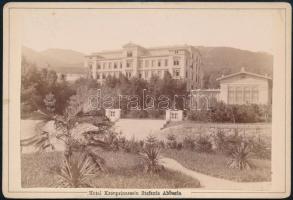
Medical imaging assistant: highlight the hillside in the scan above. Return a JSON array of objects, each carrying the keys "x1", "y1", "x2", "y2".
[
  {"x1": 196, "y1": 46, "x2": 273, "y2": 88},
  {"x1": 22, "y1": 46, "x2": 85, "y2": 74}
]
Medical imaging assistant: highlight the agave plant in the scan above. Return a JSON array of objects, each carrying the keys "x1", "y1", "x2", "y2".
[
  {"x1": 55, "y1": 152, "x2": 99, "y2": 188},
  {"x1": 21, "y1": 87, "x2": 113, "y2": 187},
  {"x1": 227, "y1": 140, "x2": 255, "y2": 170},
  {"x1": 140, "y1": 135, "x2": 164, "y2": 174}
]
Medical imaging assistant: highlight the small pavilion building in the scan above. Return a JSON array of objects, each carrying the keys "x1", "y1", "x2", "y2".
[{"x1": 216, "y1": 68, "x2": 272, "y2": 105}]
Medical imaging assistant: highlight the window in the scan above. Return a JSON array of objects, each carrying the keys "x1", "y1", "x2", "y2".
[
  {"x1": 175, "y1": 50, "x2": 179, "y2": 54},
  {"x1": 186, "y1": 72, "x2": 188, "y2": 78},
  {"x1": 228, "y1": 85, "x2": 258, "y2": 105},
  {"x1": 235, "y1": 87, "x2": 243, "y2": 104},
  {"x1": 244, "y1": 87, "x2": 251, "y2": 104},
  {"x1": 173, "y1": 69, "x2": 180, "y2": 77},
  {"x1": 228, "y1": 86, "x2": 235, "y2": 104},
  {"x1": 110, "y1": 111, "x2": 115, "y2": 117},
  {"x1": 127, "y1": 51, "x2": 133, "y2": 57},
  {"x1": 171, "y1": 112, "x2": 178, "y2": 119},
  {"x1": 165, "y1": 59, "x2": 168, "y2": 66},
  {"x1": 96, "y1": 73, "x2": 100, "y2": 79},
  {"x1": 173, "y1": 57, "x2": 180, "y2": 66},
  {"x1": 103, "y1": 63, "x2": 106, "y2": 69},
  {"x1": 126, "y1": 61, "x2": 133, "y2": 68},
  {"x1": 139, "y1": 60, "x2": 143, "y2": 68},
  {"x1": 126, "y1": 71, "x2": 132, "y2": 78},
  {"x1": 158, "y1": 60, "x2": 161, "y2": 67},
  {"x1": 102, "y1": 73, "x2": 105, "y2": 79},
  {"x1": 151, "y1": 60, "x2": 155, "y2": 67},
  {"x1": 158, "y1": 70, "x2": 161, "y2": 77},
  {"x1": 252, "y1": 87, "x2": 259, "y2": 103},
  {"x1": 164, "y1": 70, "x2": 168, "y2": 76},
  {"x1": 120, "y1": 62, "x2": 123, "y2": 68},
  {"x1": 114, "y1": 63, "x2": 117, "y2": 69},
  {"x1": 139, "y1": 73, "x2": 142, "y2": 78},
  {"x1": 109, "y1": 62, "x2": 112, "y2": 69},
  {"x1": 97, "y1": 64, "x2": 101, "y2": 69},
  {"x1": 145, "y1": 71, "x2": 149, "y2": 78},
  {"x1": 145, "y1": 60, "x2": 149, "y2": 68}
]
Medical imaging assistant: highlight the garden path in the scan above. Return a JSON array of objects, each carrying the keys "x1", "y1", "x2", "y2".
[{"x1": 159, "y1": 157, "x2": 271, "y2": 190}]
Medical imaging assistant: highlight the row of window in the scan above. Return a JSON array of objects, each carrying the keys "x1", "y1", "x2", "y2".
[
  {"x1": 95, "y1": 69, "x2": 182, "y2": 80},
  {"x1": 89, "y1": 57, "x2": 182, "y2": 71},
  {"x1": 227, "y1": 86, "x2": 259, "y2": 104},
  {"x1": 140, "y1": 58, "x2": 180, "y2": 68}
]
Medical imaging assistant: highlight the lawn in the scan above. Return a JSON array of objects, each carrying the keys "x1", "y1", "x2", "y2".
[
  {"x1": 21, "y1": 151, "x2": 200, "y2": 188},
  {"x1": 161, "y1": 149, "x2": 271, "y2": 182}
]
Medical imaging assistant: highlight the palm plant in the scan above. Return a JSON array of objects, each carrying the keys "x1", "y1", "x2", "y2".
[
  {"x1": 21, "y1": 87, "x2": 113, "y2": 187},
  {"x1": 55, "y1": 152, "x2": 97, "y2": 188},
  {"x1": 227, "y1": 140, "x2": 255, "y2": 170},
  {"x1": 140, "y1": 135, "x2": 164, "y2": 174}
]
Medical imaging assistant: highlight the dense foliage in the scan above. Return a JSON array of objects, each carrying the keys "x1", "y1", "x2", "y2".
[
  {"x1": 21, "y1": 57, "x2": 75, "y2": 117},
  {"x1": 187, "y1": 102, "x2": 271, "y2": 123},
  {"x1": 21, "y1": 58, "x2": 187, "y2": 119}
]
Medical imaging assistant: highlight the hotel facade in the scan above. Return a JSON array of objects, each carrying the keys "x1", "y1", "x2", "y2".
[{"x1": 84, "y1": 43, "x2": 204, "y2": 90}]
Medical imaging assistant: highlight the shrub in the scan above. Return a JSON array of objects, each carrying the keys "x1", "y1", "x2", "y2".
[
  {"x1": 147, "y1": 109, "x2": 164, "y2": 119},
  {"x1": 166, "y1": 134, "x2": 177, "y2": 149},
  {"x1": 195, "y1": 135, "x2": 213, "y2": 153},
  {"x1": 104, "y1": 131, "x2": 120, "y2": 151},
  {"x1": 213, "y1": 129, "x2": 227, "y2": 153},
  {"x1": 221, "y1": 134, "x2": 243, "y2": 156},
  {"x1": 125, "y1": 110, "x2": 149, "y2": 118},
  {"x1": 182, "y1": 136, "x2": 196, "y2": 150},
  {"x1": 141, "y1": 135, "x2": 164, "y2": 174},
  {"x1": 176, "y1": 142, "x2": 183, "y2": 150},
  {"x1": 187, "y1": 110, "x2": 211, "y2": 122},
  {"x1": 188, "y1": 102, "x2": 272, "y2": 123},
  {"x1": 250, "y1": 137, "x2": 271, "y2": 159},
  {"x1": 55, "y1": 151, "x2": 100, "y2": 188},
  {"x1": 227, "y1": 140, "x2": 255, "y2": 170},
  {"x1": 158, "y1": 140, "x2": 166, "y2": 149},
  {"x1": 123, "y1": 138, "x2": 142, "y2": 154}
]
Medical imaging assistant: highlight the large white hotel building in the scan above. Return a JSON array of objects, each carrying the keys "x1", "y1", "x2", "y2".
[{"x1": 84, "y1": 43, "x2": 204, "y2": 90}]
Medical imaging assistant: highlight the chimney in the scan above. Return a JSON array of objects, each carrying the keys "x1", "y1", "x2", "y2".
[{"x1": 241, "y1": 67, "x2": 245, "y2": 72}]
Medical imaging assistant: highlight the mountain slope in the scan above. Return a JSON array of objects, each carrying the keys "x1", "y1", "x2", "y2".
[
  {"x1": 39, "y1": 48, "x2": 85, "y2": 67},
  {"x1": 196, "y1": 46, "x2": 273, "y2": 88},
  {"x1": 22, "y1": 46, "x2": 85, "y2": 74}
]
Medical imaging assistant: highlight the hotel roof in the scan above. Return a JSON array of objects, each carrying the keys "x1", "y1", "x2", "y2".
[
  {"x1": 87, "y1": 43, "x2": 201, "y2": 57},
  {"x1": 216, "y1": 67, "x2": 272, "y2": 81}
]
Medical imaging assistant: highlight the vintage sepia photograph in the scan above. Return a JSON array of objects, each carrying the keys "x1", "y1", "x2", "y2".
[{"x1": 2, "y1": 2, "x2": 291, "y2": 199}]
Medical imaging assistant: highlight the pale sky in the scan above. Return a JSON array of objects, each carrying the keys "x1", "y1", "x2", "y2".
[{"x1": 19, "y1": 8, "x2": 280, "y2": 54}]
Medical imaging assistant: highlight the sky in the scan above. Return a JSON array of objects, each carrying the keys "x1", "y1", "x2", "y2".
[{"x1": 19, "y1": 8, "x2": 280, "y2": 54}]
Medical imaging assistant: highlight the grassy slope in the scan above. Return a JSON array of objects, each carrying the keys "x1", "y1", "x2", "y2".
[
  {"x1": 161, "y1": 149, "x2": 271, "y2": 182},
  {"x1": 21, "y1": 151, "x2": 200, "y2": 188}
]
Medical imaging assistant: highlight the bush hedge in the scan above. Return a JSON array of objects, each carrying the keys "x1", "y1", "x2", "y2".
[{"x1": 187, "y1": 102, "x2": 271, "y2": 123}]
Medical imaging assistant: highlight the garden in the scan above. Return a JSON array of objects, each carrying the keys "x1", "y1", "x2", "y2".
[{"x1": 20, "y1": 60, "x2": 272, "y2": 188}]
